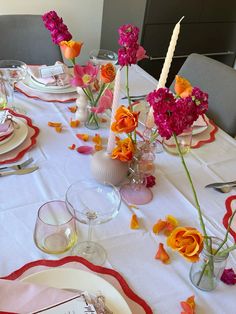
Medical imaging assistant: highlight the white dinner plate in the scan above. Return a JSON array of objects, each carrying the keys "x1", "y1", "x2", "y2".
[
  {"x1": 22, "y1": 76, "x2": 77, "y2": 94},
  {"x1": 0, "y1": 131, "x2": 14, "y2": 146},
  {"x1": 21, "y1": 268, "x2": 132, "y2": 314},
  {"x1": 0, "y1": 118, "x2": 28, "y2": 155}
]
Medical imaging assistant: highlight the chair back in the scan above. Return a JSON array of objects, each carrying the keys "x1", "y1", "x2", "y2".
[
  {"x1": 0, "y1": 15, "x2": 63, "y2": 65},
  {"x1": 170, "y1": 53, "x2": 236, "y2": 137}
]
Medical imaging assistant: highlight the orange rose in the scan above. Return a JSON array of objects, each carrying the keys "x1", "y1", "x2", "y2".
[
  {"x1": 111, "y1": 106, "x2": 139, "y2": 134},
  {"x1": 167, "y1": 227, "x2": 203, "y2": 262},
  {"x1": 100, "y1": 63, "x2": 116, "y2": 83},
  {"x1": 111, "y1": 137, "x2": 135, "y2": 162},
  {"x1": 59, "y1": 40, "x2": 83, "y2": 59},
  {"x1": 174, "y1": 75, "x2": 193, "y2": 98}
]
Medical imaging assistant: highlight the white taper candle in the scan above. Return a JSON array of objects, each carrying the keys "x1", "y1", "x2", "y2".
[
  {"x1": 107, "y1": 68, "x2": 121, "y2": 154},
  {"x1": 145, "y1": 17, "x2": 184, "y2": 128}
]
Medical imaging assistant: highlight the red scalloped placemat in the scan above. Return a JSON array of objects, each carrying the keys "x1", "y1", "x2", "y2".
[
  {"x1": 1, "y1": 256, "x2": 153, "y2": 314},
  {"x1": 223, "y1": 195, "x2": 236, "y2": 241},
  {"x1": 0, "y1": 109, "x2": 39, "y2": 165}
]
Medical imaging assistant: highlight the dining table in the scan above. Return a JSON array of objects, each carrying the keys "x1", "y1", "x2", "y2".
[{"x1": 0, "y1": 64, "x2": 236, "y2": 314}]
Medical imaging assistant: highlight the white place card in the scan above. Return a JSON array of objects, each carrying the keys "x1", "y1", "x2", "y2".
[
  {"x1": 0, "y1": 110, "x2": 8, "y2": 124},
  {"x1": 34, "y1": 295, "x2": 97, "y2": 314},
  {"x1": 39, "y1": 64, "x2": 65, "y2": 78}
]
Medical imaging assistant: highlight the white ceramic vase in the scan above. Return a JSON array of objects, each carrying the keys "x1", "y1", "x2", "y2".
[{"x1": 90, "y1": 150, "x2": 128, "y2": 186}]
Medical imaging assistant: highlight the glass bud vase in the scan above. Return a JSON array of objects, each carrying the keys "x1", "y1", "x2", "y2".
[
  {"x1": 163, "y1": 127, "x2": 193, "y2": 155},
  {"x1": 85, "y1": 103, "x2": 100, "y2": 130},
  {"x1": 120, "y1": 141, "x2": 156, "y2": 205},
  {"x1": 189, "y1": 237, "x2": 228, "y2": 291}
]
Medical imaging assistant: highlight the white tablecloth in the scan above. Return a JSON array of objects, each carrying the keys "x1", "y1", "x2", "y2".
[{"x1": 1, "y1": 65, "x2": 236, "y2": 314}]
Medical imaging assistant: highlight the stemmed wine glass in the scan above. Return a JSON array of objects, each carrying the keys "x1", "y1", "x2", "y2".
[
  {"x1": 0, "y1": 60, "x2": 27, "y2": 112},
  {"x1": 89, "y1": 49, "x2": 118, "y2": 66},
  {"x1": 66, "y1": 179, "x2": 121, "y2": 265}
]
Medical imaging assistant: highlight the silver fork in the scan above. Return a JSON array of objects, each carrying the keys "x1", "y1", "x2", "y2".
[{"x1": 0, "y1": 157, "x2": 33, "y2": 171}]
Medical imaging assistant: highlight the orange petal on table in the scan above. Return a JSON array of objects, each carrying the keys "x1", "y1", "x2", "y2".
[
  {"x1": 48, "y1": 121, "x2": 62, "y2": 127},
  {"x1": 94, "y1": 144, "x2": 103, "y2": 151},
  {"x1": 70, "y1": 119, "x2": 80, "y2": 128},
  {"x1": 130, "y1": 214, "x2": 140, "y2": 229},
  {"x1": 153, "y1": 219, "x2": 167, "y2": 234},
  {"x1": 68, "y1": 105, "x2": 77, "y2": 113},
  {"x1": 68, "y1": 144, "x2": 76, "y2": 150},
  {"x1": 55, "y1": 126, "x2": 62, "y2": 133},
  {"x1": 100, "y1": 117, "x2": 107, "y2": 123},
  {"x1": 92, "y1": 134, "x2": 102, "y2": 145},
  {"x1": 76, "y1": 133, "x2": 89, "y2": 141},
  {"x1": 155, "y1": 243, "x2": 170, "y2": 264},
  {"x1": 164, "y1": 215, "x2": 178, "y2": 236},
  {"x1": 180, "y1": 295, "x2": 195, "y2": 314},
  {"x1": 76, "y1": 146, "x2": 93, "y2": 154}
]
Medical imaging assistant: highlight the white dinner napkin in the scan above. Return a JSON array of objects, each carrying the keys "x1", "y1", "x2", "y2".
[{"x1": 28, "y1": 62, "x2": 72, "y2": 87}]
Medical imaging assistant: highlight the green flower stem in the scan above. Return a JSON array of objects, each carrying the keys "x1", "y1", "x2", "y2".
[
  {"x1": 94, "y1": 83, "x2": 108, "y2": 104},
  {"x1": 215, "y1": 208, "x2": 236, "y2": 255},
  {"x1": 126, "y1": 66, "x2": 131, "y2": 107},
  {"x1": 173, "y1": 133, "x2": 208, "y2": 242},
  {"x1": 219, "y1": 244, "x2": 236, "y2": 256},
  {"x1": 87, "y1": 112, "x2": 99, "y2": 128}
]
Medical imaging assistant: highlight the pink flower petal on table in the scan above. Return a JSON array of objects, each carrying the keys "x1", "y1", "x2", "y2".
[
  {"x1": 221, "y1": 268, "x2": 236, "y2": 285},
  {"x1": 76, "y1": 146, "x2": 93, "y2": 154}
]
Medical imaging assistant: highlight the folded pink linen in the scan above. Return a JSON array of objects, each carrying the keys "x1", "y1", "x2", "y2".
[
  {"x1": 28, "y1": 62, "x2": 72, "y2": 87},
  {"x1": 0, "y1": 120, "x2": 14, "y2": 142},
  {"x1": 0, "y1": 278, "x2": 79, "y2": 313}
]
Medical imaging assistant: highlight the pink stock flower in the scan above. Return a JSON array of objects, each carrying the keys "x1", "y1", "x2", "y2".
[
  {"x1": 42, "y1": 11, "x2": 72, "y2": 44},
  {"x1": 221, "y1": 268, "x2": 236, "y2": 285},
  {"x1": 146, "y1": 87, "x2": 208, "y2": 139},
  {"x1": 71, "y1": 62, "x2": 99, "y2": 88},
  {"x1": 118, "y1": 24, "x2": 139, "y2": 47},
  {"x1": 91, "y1": 89, "x2": 113, "y2": 113},
  {"x1": 118, "y1": 24, "x2": 140, "y2": 66},
  {"x1": 136, "y1": 45, "x2": 148, "y2": 62}
]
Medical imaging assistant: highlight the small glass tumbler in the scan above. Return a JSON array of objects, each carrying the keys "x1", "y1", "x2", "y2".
[
  {"x1": 162, "y1": 127, "x2": 193, "y2": 155},
  {"x1": 189, "y1": 237, "x2": 228, "y2": 291},
  {"x1": 34, "y1": 200, "x2": 78, "y2": 254}
]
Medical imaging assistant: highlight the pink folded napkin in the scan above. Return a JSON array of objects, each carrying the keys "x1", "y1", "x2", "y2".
[
  {"x1": 193, "y1": 115, "x2": 208, "y2": 127},
  {"x1": 0, "y1": 120, "x2": 14, "y2": 142},
  {"x1": 28, "y1": 62, "x2": 72, "y2": 87},
  {"x1": 0, "y1": 278, "x2": 79, "y2": 313}
]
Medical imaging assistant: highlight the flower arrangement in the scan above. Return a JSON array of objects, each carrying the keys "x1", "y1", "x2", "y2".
[
  {"x1": 110, "y1": 24, "x2": 148, "y2": 163},
  {"x1": 147, "y1": 76, "x2": 236, "y2": 290},
  {"x1": 42, "y1": 11, "x2": 116, "y2": 129}
]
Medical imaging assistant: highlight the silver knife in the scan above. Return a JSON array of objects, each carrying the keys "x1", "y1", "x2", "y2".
[
  {"x1": 205, "y1": 180, "x2": 236, "y2": 188},
  {"x1": 0, "y1": 166, "x2": 38, "y2": 177}
]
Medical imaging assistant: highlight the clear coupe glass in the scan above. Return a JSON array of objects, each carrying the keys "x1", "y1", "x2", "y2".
[
  {"x1": 0, "y1": 60, "x2": 27, "y2": 112},
  {"x1": 66, "y1": 179, "x2": 121, "y2": 265}
]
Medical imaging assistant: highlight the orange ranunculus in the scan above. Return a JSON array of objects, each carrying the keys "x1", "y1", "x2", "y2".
[
  {"x1": 155, "y1": 243, "x2": 170, "y2": 264},
  {"x1": 167, "y1": 227, "x2": 203, "y2": 262},
  {"x1": 174, "y1": 75, "x2": 193, "y2": 98},
  {"x1": 111, "y1": 106, "x2": 139, "y2": 134},
  {"x1": 59, "y1": 40, "x2": 83, "y2": 60},
  {"x1": 111, "y1": 137, "x2": 135, "y2": 162},
  {"x1": 100, "y1": 63, "x2": 116, "y2": 83}
]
